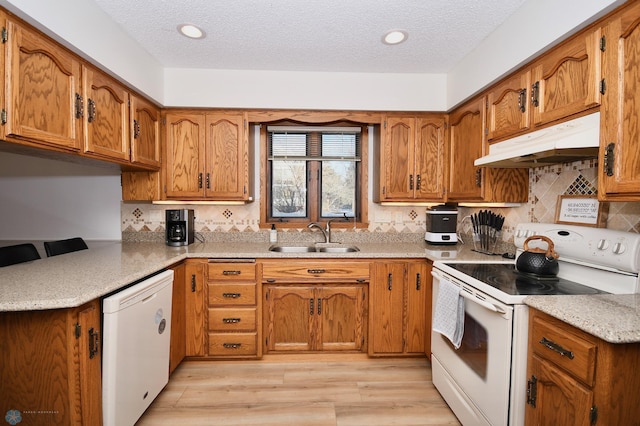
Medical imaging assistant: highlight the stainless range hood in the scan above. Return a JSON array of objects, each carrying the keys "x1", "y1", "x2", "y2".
[{"x1": 474, "y1": 112, "x2": 600, "y2": 168}]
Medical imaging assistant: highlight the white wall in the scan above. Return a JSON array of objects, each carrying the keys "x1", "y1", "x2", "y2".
[
  {"x1": 447, "y1": 0, "x2": 626, "y2": 108},
  {"x1": 0, "y1": 152, "x2": 122, "y2": 241},
  {"x1": 0, "y1": 0, "x2": 626, "y2": 110},
  {"x1": 0, "y1": 0, "x2": 164, "y2": 104}
]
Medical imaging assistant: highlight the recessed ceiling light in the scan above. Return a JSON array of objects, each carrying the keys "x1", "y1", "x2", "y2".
[
  {"x1": 178, "y1": 24, "x2": 205, "y2": 39},
  {"x1": 382, "y1": 30, "x2": 408, "y2": 45}
]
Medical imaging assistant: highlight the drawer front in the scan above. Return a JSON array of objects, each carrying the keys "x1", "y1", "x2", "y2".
[
  {"x1": 531, "y1": 315, "x2": 597, "y2": 386},
  {"x1": 208, "y1": 283, "x2": 256, "y2": 306},
  {"x1": 209, "y1": 308, "x2": 257, "y2": 332},
  {"x1": 208, "y1": 332, "x2": 257, "y2": 356},
  {"x1": 262, "y1": 261, "x2": 370, "y2": 281},
  {"x1": 208, "y1": 262, "x2": 256, "y2": 281}
]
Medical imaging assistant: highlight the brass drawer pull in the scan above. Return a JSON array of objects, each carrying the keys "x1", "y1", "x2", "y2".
[
  {"x1": 307, "y1": 269, "x2": 326, "y2": 274},
  {"x1": 539, "y1": 337, "x2": 574, "y2": 359},
  {"x1": 222, "y1": 318, "x2": 241, "y2": 324},
  {"x1": 222, "y1": 270, "x2": 242, "y2": 275},
  {"x1": 222, "y1": 292, "x2": 241, "y2": 298},
  {"x1": 223, "y1": 343, "x2": 242, "y2": 349}
]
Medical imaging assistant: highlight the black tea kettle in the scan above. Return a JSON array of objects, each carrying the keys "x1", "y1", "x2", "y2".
[{"x1": 516, "y1": 235, "x2": 559, "y2": 277}]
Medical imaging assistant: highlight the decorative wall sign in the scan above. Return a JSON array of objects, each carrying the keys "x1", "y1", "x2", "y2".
[{"x1": 555, "y1": 195, "x2": 608, "y2": 227}]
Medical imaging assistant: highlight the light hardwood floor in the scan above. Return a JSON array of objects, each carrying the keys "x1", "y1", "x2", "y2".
[{"x1": 136, "y1": 356, "x2": 461, "y2": 426}]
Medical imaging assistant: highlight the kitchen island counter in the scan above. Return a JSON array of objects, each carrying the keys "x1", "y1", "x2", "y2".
[
  {"x1": 0, "y1": 241, "x2": 493, "y2": 312},
  {"x1": 524, "y1": 294, "x2": 640, "y2": 344}
]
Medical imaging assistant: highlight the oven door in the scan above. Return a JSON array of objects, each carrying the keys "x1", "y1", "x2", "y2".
[{"x1": 431, "y1": 268, "x2": 514, "y2": 426}]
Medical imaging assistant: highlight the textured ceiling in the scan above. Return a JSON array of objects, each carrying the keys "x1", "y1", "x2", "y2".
[{"x1": 92, "y1": 0, "x2": 527, "y2": 73}]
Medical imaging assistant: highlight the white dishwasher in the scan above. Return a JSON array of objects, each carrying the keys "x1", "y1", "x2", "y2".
[{"x1": 102, "y1": 269, "x2": 174, "y2": 426}]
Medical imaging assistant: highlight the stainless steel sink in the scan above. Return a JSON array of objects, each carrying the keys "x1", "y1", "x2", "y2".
[
  {"x1": 268, "y1": 244, "x2": 359, "y2": 253},
  {"x1": 316, "y1": 245, "x2": 359, "y2": 253},
  {"x1": 268, "y1": 245, "x2": 316, "y2": 253}
]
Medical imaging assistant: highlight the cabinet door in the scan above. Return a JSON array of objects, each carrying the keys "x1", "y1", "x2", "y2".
[
  {"x1": 531, "y1": 28, "x2": 602, "y2": 127},
  {"x1": 599, "y1": 2, "x2": 640, "y2": 200},
  {"x1": 170, "y1": 263, "x2": 186, "y2": 374},
  {"x1": 121, "y1": 171, "x2": 161, "y2": 201},
  {"x1": 164, "y1": 113, "x2": 206, "y2": 198},
  {"x1": 130, "y1": 94, "x2": 161, "y2": 169},
  {"x1": 525, "y1": 355, "x2": 593, "y2": 426},
  {"x1": 415, "y1": 116, "x2": 447, "y2": 201},
  {"x1": 83, "y1": 65, "x2": 129, "y2": 161},
  {"x1": 264, "y1": 286, "x2": 314, "y2": 352},
  {"x1": 205, "y1": 113, "x2": 249, "y2": 199},
  {"x1": 76, "y1": 300, "x2": 102, "y2": 425},
  {"x1": 185, "y1": 260, "x2": 206, "y2": 356},
  {"x1": 448, "y1": 97, "x2": 485, "y2": 201},
  {"x1": 3, "y1": 18, "x2": 82, "y2": 151},
  {"x1": 486, "y1": 70, "x2": 531, "y2": 141},
  {"x1": 370, "y1": 262, "x2": 406, "y2": 354},
  {"x1": 380, "y1": 116, "x2": 415, "y2": 200},
  {"x1": 318, "y1": 285, "x2": 366, "y2": 351},
  {"x1": 405, "y1": 262, "x2": 428, "y2": 354}
]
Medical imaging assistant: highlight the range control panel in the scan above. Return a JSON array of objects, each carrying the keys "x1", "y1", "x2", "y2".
[{"x1": 514, "y1": 223, "x2": 640, "y2": 273}]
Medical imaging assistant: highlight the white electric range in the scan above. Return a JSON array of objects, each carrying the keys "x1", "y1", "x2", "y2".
[{"x1": 431, "y1": 223, "x2": 640, "y2": 426}]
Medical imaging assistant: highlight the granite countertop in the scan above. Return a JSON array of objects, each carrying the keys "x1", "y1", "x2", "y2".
[
  {"x1": 524, "y1": 295, "x2": 640, "y2": 344},
  {"x1": 0, "y1": 240, "x2": 490, "y2": 312}
]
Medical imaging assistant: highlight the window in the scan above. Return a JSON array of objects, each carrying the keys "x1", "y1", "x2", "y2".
[{"x1": 265, "y1": 123, "x2": 364, "y2": 224}]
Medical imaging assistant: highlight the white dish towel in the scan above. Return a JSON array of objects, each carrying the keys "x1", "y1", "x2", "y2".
[{"x1": 432, "y1": 276, "x2": 465, "y2": 349}]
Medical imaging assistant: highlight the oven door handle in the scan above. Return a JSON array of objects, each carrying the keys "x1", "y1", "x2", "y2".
[
  {"x1": 432, "y1": 270, "x2": 507, "y2": 315},
  {"x1": 459, "y1": 289, "x2": 506, "y2": 314}
]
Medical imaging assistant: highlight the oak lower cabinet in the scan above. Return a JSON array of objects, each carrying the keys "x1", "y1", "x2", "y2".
[
  {"x1": 598, "y1": 0, "x2": 640, "y2": 201},
  {"x1": 184, "y1": 259, "x2": 207, "y2": 356},
  {"x1": 169, "y1": 262, "x2": 186, "y2": 375},
  {"x1": 369, "y1": 260, "x2": 431, "y2": 356},
  {"x1": 375, "y1": 114, "x2": 447, "y2": 202},
  {"x1": 525, "y1": 309, "x2": 640, "y2": 425},
  {"x1": 207, "y1": 260, "x2": 261, "y2": 358},
  {"x1": 0, "y1": 300, "x2": 102, "y2": 425},
  {"x1": 261, "y1": 260, "x2": 369, "y2": 353},
  {"x1": 447, "y1": 95, "x2": 528, "y2": 202}
]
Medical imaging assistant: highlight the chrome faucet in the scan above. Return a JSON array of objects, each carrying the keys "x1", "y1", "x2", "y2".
[
  {"x1": 307, "y1": 222, "x2": 329, "y2": 243},
  {"x1": 308, "y1": 218, "x2": 344, "y2": 243}
]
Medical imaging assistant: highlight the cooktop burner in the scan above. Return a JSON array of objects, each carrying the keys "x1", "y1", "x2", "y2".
[{"x1": 448, "y1": 263, "x2": 607, "y2": 296}]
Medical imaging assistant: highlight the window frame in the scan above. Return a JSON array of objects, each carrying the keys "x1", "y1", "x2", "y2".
[{"x1": 259, "y1": 121, "x2": 369, "y2": 229}]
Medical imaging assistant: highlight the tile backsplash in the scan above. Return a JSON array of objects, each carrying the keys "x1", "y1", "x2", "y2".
[{"x1": 122, "y1": 159, "x2": 640, "y2": 243}]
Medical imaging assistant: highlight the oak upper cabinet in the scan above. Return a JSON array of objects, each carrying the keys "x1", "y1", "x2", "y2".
[
  {"x1": 448, "y1": 96, "x2": 528, "y2": 202},
  {"x1": 82, "y1": 65, "x2": 129, "y2": 162},
  {"x1": 369, "y1": 260, "x2": 430, "y2": 356},
  {"x1": 261, "y1": 260, "x2": 369, "y2": 353},
  {"x1": 486, "y1": 27, "x2": 601, "y2": 143},
  {"x1": 598, "y1": 1, "x2": 640, "y2": 201},
  {"x1": 164, "y1": 111, "x2": 252, "y2": 201},
  {"x1": 130, "y1": 94, "x2": 161, "y2": 169},
  {"x1": 2, "y1": 15, "x2": 83, "y2": 151},
  {"x1": 486, "y1": 71, "x2": 532, "y2": 141},
  {"x1": 0, "y1": 300, "x2": 102, "y2": 425},
  {"x1": 375, "y1": 114, "x2": 447, "y2": 202},
  {"x1": 184, "y1": 259, "x2": 206, "y2": 357},
  {"x1": 525, "y1": 309, "x2": 640, "y2": 425},
  {"x1": 530, "y1": 27, "x2": 602, "y2": 128}
]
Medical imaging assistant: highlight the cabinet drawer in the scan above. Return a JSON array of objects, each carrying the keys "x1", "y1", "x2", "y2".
[
  {"x1": 208, "y1": 308, "x2": 256, "y2": 332},
  {"x1": 208, "y1": 262, "x2": 256, "y2": 281},
  {"x1": 531, "y1": 315, "x2": 597, "y2": 386},
  {"x1": 208, "y1": 283, "x2": 256, "y2": 305},
  {"x1": 262, "y1": 261, "x2": 370, "y2": 281},
  {"x1": 208, "y1": 332, "x2": 257, "y2": 356}
]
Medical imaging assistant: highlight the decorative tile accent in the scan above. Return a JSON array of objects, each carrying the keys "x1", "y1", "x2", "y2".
[
  {"x1": 223, "y1": 209, "x2": 233, "y2": 219},
  {"x1": 409, "y1": 209, "x2": 417, "y2": 220},
  {"x1": 132, "y1": 208, "x2": 143, "y2": 218}
]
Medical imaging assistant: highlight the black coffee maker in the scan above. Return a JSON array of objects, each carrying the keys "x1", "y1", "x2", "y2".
[{"x1": 166, "y1": 209, "x2": 195, "y2": 246}]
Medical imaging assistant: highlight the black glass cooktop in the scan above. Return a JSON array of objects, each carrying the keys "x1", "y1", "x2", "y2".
[{"x1": 447, "y1": 263, "x2": 607, "y2": 296}]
